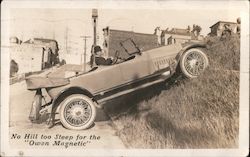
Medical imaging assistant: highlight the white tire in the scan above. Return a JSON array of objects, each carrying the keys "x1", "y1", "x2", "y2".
[
  {"x1": 180, "y1": 48, "x2": 209, "y2": 78},
  {"x1": 59, "y1": 94, "x2": 96, "y2": 130}
]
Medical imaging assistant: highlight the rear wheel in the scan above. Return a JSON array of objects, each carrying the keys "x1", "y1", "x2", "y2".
[
  {"x1": 180, "y1": 48, "x2": 208, "y2": 78},
  {"x1": 59, "y1": 94, "x2": 96, "y2": 130}
]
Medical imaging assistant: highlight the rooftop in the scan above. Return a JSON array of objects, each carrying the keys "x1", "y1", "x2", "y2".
[
  {"x1": 23, "y1": 38, "x2": 58, "y2": 44},
  {"x1": 103, "y1": 27, "x2": 156, "y2": 37},
  {"x1": 210, "y1": 21, "x2": 237, "y2": 28},
  {"x1": 163, "y1": 28, "x2": 191, "y2": 36}
]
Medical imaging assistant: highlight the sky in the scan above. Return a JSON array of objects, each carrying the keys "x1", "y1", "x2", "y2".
[{"x1": 1, "y1": 1, "x2": 246, "y2": 64}]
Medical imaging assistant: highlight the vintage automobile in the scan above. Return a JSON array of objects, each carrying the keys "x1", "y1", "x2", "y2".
[{"x1": 26, "y1": 39, "x2": 208, "y2": 130}]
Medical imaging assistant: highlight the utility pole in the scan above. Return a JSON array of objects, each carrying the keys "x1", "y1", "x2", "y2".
[
  {"x1": 80, "y1": 36, "x2": 91, "y2": 72},
  {"x1": 91, "y1": 9, "x2": 98, "y2": 67},
  {"x1": 92, "y1": 9, "x2": 98, "y2": 46},
  {"x1": 65, "y1": 26, "x2": 68, "y2": 54}
]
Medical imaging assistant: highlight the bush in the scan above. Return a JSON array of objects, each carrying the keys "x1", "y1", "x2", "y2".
[{"x1": 206, "y1": 34, "x2": 240, "y2": 71}]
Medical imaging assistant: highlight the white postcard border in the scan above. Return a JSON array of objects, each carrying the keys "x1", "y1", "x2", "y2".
[{"x1": 1, "y1": 1, "x2": 249, "y2": 156}]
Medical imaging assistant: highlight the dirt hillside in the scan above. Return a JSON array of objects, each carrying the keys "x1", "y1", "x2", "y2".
[{"x1": 106, "y1": 34, "x2": 240, "y2": 148}]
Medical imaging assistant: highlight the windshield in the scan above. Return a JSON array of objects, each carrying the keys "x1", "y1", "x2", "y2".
[{"x1": 120, "y1": 39, "x2": 140, "y2": 55}]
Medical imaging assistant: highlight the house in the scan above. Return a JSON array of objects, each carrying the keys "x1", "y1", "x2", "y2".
[
  {"x1": 24, "y1": 38, "x2": 60, "y2": 68},
  {"x1": 9, "y1": 41, "x2": 44, "y2": 75},
  {"x1": 102, "y1": 27, "x2": 158, "y2": 59},
  {"x1": 9, "y1": 37, "x2": 60, "y2": 76},
  {"x1": 160, "y1": 27, "x2": 204, "y2": 46},
  {"x1": 162, "y1": 28, "x2": 191, "y2": 45},
  {"x1": 209, "y1": 21, "x2": 237, "y2": 36}
]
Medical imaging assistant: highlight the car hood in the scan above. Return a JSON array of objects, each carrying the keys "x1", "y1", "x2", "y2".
[{"x1": 26, "y1": 64, "x2": 92, "y2": 90}]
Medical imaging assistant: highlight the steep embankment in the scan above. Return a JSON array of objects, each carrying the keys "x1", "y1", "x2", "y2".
[{"x1": 106, "y1": 34, "x2": 240, "y2": 148}]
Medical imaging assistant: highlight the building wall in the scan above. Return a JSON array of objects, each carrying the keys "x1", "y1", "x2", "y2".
[
  {"x1": 10, "y1": 44, "x2": 44, "y2": 74},
  {"x1": 161, "y1": 35, "x2": 165, "y2": 45},
  {"x1": 103, "y1": 29, "x2": 158, "y2": 59},
  {"x1": 210, "y1": 23, "x2": 220, "y2": 36},
  {"x1": 165, "y1": 34, "x2": 192, "y2": 45},
  {"x1": 163, "y1": 34, "x2": 172, "y2": 45},
  {"x1": 210, "y1": 22, "x2": 237, "y2": 36}
]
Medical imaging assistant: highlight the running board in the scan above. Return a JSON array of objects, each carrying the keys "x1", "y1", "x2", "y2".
[{"x1": 97, "y1": 77, "x2": 166, "y2": 104}]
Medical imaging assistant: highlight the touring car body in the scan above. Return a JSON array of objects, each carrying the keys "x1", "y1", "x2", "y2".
[{"x1": 26, "y1": 41, "x2": 208, "y2": 130}]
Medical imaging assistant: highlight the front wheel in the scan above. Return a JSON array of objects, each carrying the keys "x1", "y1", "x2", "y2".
[
  {"x1": 59, "y1": 94, "x2": 96, "y2": 130},
  {"x1": 180, "y1": 48, "x2": 209, "y2": 78}
]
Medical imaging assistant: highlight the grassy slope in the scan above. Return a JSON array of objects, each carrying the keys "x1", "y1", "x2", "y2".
[{"x1": 105, "y1": 34, "x2": 240, "y2": 148}]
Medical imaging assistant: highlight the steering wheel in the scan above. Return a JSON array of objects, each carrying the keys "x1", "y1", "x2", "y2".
[
  {"x1": 112, "y1": 51, "x2": 120, "y2": 64},
  {"x1": 124, "y1": 55, "x2": 135, "y2": 61}
]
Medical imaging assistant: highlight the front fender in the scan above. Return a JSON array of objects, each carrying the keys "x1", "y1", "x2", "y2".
[
  {"x1": 176, "y1": 42, "x2": 207, "y2": 62},
  {"x1": 46, "y1": 86, "x2": 94, "y2": 127},
  {"x1": 182, "y1": 42, "x2": 206, "y2": 51},
  {"x1": 47, "y1": 85, "x2": 94, "y2": 113}
]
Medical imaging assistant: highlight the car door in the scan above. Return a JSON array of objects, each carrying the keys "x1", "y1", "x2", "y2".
[
  {"x1": 119, "y1": 53, "x2": 152, "y2": 83},
  {"x1": 69, "y1": 64, "x2": 124, "y2": 94}
]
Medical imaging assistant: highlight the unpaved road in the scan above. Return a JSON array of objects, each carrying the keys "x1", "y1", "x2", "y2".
[{"x1": 9, "y1": 81, "x2": 126, "y2": 149}]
